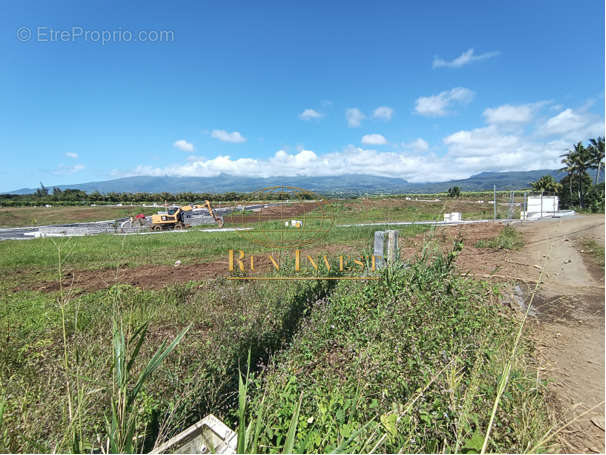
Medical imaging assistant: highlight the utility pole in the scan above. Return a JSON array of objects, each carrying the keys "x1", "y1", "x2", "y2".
[{"x1": 493, "y1": 185, "x2": 496, "y2": 221}]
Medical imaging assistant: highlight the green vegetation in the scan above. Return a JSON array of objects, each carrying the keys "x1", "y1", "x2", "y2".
[
  {"x1": 530, "y1": 175, "x2": 561, "y2": 194},
  {"x1": 547, "y1": 137, "x2": 604, "y2": 212},
  {"x1": 238, "y1": 244, "x2": 551, "y2": 453},
  {"x1": 529, "y1": 137, "x2": 604, "y2": 212},
  {"x1": 333, "y1": 199, "x2": 508, "y2": 224},
  {"x1": 0, "y1": 222, "x2": 428, "y2": 284},
  {"x1": 1, "y1": 238, "x2": 553, "y2": 453},
  {"x1": 475, "y1": 226, "x2": 524, "y2": 250},
  {"x1": 1, "y1": 273, "x2": 336, "y2": 452},
  {"x1": 448, "y1": 185, "x2": 461, "y2": 197},
  {"x1": 0, "y1": 188, "x2": 314, "y2": 208},
  {"x1": 0, "y1": 197, "x2": 559, "y2": 454},
  {"x1": 581, "y1": 238, "x2": 605, "y2": 270}
]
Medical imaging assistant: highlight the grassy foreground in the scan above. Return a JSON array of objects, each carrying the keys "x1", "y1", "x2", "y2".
[
  {"x1": 0, "y1": 238, "x2": 552, "y2": 452},
  {"x1": 240, "y1": 243, "x2": 552, "y2": 453},
  {"x1": 1, "y1": 277, "x2": 335, "y2": 452}
]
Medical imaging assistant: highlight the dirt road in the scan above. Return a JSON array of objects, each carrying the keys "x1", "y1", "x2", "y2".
[
  {"x1": 514, "y1": 215, "x2": 604, "y2": 453},
  {"x1": 401, "y1": 215, "x2": 604, "y2": 451},
  {"x1": 446, "y1": 215, "x2": 604, "y2": 452}
]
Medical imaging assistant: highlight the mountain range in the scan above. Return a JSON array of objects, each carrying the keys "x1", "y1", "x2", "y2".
[{"x1": 7, "y1": 169, "x2": 567, "y2": 195}]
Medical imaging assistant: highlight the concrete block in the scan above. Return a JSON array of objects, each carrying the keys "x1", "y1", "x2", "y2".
[
  {"x1": 151, "y1": 414, "x2": 236, "y2": 454},
  {"x1": 527, "y1": 196, "x2": 558, "y2": 214},
  {"x1": 386, "y1": 230, "x2": 399, "y2": 264},
  {"x1": 374, "y1": 231, "x2": 385, "y2": 269}
]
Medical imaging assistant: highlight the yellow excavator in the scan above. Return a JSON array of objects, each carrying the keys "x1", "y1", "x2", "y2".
[{"x1": 151, "y1": 200, "x2": 224, "y2": 231}]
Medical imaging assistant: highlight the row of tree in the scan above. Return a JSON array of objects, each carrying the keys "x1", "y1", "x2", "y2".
[
  {"x1": 532, "y1": 136, "x2": 604, "y2": 211},
  {"x1": 0, "y1": 188, "x2": 316, "y2": 206}
]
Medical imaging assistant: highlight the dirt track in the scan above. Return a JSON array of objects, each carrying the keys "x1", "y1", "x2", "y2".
[
  {"x1": 442, "y1": 216, "x2": 605, "y2": 453},
  {"x1": 516, "y1": 216, "x2": 604, "y2": 453},
  {"x1": 399, "y1": 215, "x2": 605, "y2": 452}
]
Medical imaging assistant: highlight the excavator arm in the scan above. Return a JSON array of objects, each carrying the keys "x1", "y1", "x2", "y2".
[{"x1": 204, "y1": 200, "x2": 224, "y2": 228}]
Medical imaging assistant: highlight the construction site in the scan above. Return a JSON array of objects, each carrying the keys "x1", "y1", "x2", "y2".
[{"x1": 0, "y1": 191, "x2": 575, "y2": 241}]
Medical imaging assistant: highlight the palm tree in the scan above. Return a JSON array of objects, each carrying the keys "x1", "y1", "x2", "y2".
[
  {"x1": 588, "y1": 136, "x2": 605, "y2": 184},
  {"x1": 560, "y1": 151, "x2": 576, "y2": 201},
  {"x1": 531, "y1": 175, "x2": 562, "y2": 193},
  {"x1": 560, "y1": 142, "x2": 591, "y2": 208}
]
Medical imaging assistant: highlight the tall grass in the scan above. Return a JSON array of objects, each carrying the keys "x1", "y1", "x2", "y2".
[
  {"x1": 475, "y1": 225, "x2": 524, "y2": 250},
  {"x1": 240, "y1": 243, "x2": 552, "y2": 453},
  {"x1": 106, "y1": 321, "x2": 190, "y2": 453}
]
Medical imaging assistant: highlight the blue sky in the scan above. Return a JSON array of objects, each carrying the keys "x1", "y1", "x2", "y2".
[{"x1": 1, "y1": 0, "x2": 604, "y2": 191}]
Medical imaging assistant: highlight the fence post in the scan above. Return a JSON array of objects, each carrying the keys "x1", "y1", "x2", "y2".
[
  {"x1": 493, "y1": 185, "x2": 496, "y2": 221},
  {"x1": 374, "y1": 231, "x2": 385, "y2": 269},
  {"x1": 386, "y1": 230, "x2": 399, "y2": 264}
]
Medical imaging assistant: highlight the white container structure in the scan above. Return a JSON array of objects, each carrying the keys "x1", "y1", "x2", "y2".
[
  {"x1": 443, "y1": 212, "x2": 462, "y2": 222},
  {"x1": 521, "y1": 195, "x2": 561, "y2": 220}
]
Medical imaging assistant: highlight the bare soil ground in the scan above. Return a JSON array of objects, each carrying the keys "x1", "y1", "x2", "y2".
[
  {"x1": 0, "y1": 205, "x2": 140, "y2": 227},
  {"x1": 21, "y1": 241, "x2": 360, "y2": 294},
  {"x1": 401, "y1": 215, "x2": 605, "y2": 453},
  {"x1": 223, "y1": 201, "x2": 326, "y2": 224},
  {"x1": 517, "y1": 216, "x2": 604, "y2": 453}
]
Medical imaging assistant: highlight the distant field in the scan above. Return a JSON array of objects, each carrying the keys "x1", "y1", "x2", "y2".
[
  {"x1": 332, "y1": 198, "x2": 520, "y2": 223},
  {"x1": 0, "y1": 205, "x2": 143, "y2": 227},
  {"x1": 0, "y1": 217, "x2": 428, "y2": 288},
  {"x1": 0, "y1": 195, "x2": 526, "y2": 229}
]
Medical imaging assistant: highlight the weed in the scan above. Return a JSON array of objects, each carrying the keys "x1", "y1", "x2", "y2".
[
  {"x1": 475, "y1": 225, "x2": 524, "y2": 250},
  {"x1": 580, "y1": 238, "x2": 605, "y2": 269},
  {"x1": 242, "y1": 246, "x2": 551, "y2": 453}
]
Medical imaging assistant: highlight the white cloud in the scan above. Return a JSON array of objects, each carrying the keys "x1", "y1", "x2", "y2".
[
  {"x1": 118, "y1": 104, "x2": 603, "y2": 183},
  {"x1": 441, "y1": 125, "x2": 564, "y2": 174},
  {"x1": 173, "y1": 139, "x2": 194, "y2": 152},
  {"x1": 65, "y1": 152, "x2": 79, "y2": 159},
  {"x1": 483, "y1": 104, "x2": 534, "y2": 125},
  {"x1": 433, "y1": 48, "x2": 500, "y2": 69},
  {"x1": 538, "y1": 108, "x2": 604, "y2": 140},
  {"x1": 346, "y1": 108, "x2": 365, "y2": 127},
  {"x1": 402, "y1": 138, "x2": 429, "y2": 152},
  {"x1": 52, "y1": 164, "x2": 85, "y2": 175},
  {"x1": 415, "y1": 87, "x2": 475, "y2": 117},
  {"x1": 372, "y1": 106, "x2": 394, "y2": 120},
  {"x1": 210, "y1": 130, "x2": 247, "y2": 143},
  {"x1": 122, "y1": 148, "x2": 447, "y2": 181},
  {"x1": 299, "y1": 108, "x2": 324, "y2": 120},
  {"x1": 361, "y1": 134, "x2": 387, "y2": 145},
  {"x1": 441, "y1": 105, "x2": 604, "y2": 176}
]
